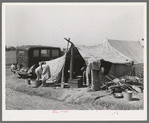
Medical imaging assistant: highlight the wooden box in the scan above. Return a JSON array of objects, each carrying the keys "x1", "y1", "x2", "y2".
[{"x1": 68, "y1": 79, "x2": 83, "y2": 88}]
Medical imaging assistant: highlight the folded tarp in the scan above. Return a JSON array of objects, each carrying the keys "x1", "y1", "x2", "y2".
[{"x1": 75, "y1": 40, "x2": 132, "y2": 65}]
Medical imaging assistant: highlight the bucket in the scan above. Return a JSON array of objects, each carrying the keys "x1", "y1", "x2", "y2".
[
  {"x1": 123, "y1": 91, "x2": 132, "y2": 101},
  {"x1": 31, "y1": 80, "x2": 42, "y2": 88}
]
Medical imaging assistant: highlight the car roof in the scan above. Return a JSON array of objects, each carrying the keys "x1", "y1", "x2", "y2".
[{"x1": 16, "y1": 45, "x2": 60, "y2": 50}]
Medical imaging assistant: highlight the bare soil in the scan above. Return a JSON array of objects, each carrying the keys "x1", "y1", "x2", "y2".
[
  {"x1": 6, "y1": 88, "x2": 97, "y2": 110},
  {"x1": 5, "y1": 66, "x2": 144, "y2": 110}
]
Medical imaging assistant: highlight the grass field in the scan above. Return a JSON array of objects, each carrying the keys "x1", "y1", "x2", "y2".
[{"x1": 6, "y1": 51, "x2": 16, "y2": 66}]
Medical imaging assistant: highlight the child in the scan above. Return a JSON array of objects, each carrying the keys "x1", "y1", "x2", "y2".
[{"x1": 10, "y1": 63, "x2": 17, "y2": 77}]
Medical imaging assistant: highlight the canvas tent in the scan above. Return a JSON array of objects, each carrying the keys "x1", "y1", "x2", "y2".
[
  {"x1": 43, "y1": 39, "x2": 143, "y2": 83},
  {"x1": 107, "y1": 39, "x2": 144, "y2": 78},
  {"x1": 108, "y1": 39, "x2": 143, "y2": 64},
  {"x1": 74, "y1": 40, "x2": 132, "y2": 64},
  {"x1": 66, "y1": 39, "x2": 143, "y2": 80}
]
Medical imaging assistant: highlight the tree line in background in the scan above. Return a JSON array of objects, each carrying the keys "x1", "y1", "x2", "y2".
[
  {"x1": 5, "y1": 46, "x2": 67, "y2": 54},
  {"x1": 5, "y1": 46, "x2": 17, "y2": 51}
]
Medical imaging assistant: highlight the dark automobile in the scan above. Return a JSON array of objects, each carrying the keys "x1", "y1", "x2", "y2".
[
  {"x1": 16, "y1": 45, "x2": 61, "y2": 70},
  {"x1": 12, "y1": 45, "x2": 61, "y2": 78}
]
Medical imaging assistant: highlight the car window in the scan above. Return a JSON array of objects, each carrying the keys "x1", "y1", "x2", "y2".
[
  {"x1": 33, "y1": 50, "x2": 39, "y2": 57},
  {"x1": 41, "y1": 49, "x2": 50, "y2": 57},
  {"x1": 51, "y1": 49, "x2": 59, "y2": 57},
  {"x1": 18, "y1": 50, "x2": 25, "y2": 54}
]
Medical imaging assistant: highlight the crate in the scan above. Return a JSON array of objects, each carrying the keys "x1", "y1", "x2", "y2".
[{"x1": 68, "y1": 79, "x2": 83, "y2": 88}]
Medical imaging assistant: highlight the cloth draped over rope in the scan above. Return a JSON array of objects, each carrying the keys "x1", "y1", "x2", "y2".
[{"x1": 45, "y1": 54, "x2": 67, "y2": 82}]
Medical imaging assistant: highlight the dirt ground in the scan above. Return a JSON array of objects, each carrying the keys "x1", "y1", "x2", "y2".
[
  {"x1": 5, "y1": 66, "x2": 144, "y2": 110},
  {"x1": 6, "y1": 88, "x2": 98, "y2": 110}
]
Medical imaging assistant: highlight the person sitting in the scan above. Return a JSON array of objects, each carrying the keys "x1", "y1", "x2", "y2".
[{"x1": 11, "y1": 63, "x2": 17, "y2": 77}]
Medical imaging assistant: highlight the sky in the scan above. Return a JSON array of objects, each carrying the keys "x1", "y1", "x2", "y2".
[{"x1": 4, "y1": 3, "x2": 146, "y2": 48}]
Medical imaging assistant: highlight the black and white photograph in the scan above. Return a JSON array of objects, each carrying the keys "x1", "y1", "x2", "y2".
[{"x1": 2, "y1": 2, "x2": 147, "y2": 121}]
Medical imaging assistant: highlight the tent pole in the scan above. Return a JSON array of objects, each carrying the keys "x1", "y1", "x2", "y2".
[
  {"x1": 64, "y1": 38, "x2": 74, "y2": 80},
  {"x1": 64, "y1": 38, "x2": 73, "y2": 45},
  {"x1": 61, "y1": 42, "x2": 69, "y2": 88},
  {"x1": 114, "y1": 64, "x2": 116, "y2": 76},
  {"x1": 61, "y1": 54, "x2": 66, "y2": 88},
  {"x1": 61, "y1": 66, "x2": 65, "y2": 88},
  {"x1": 70, "y1": 45, "x2": 74, "y2": 79}
]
